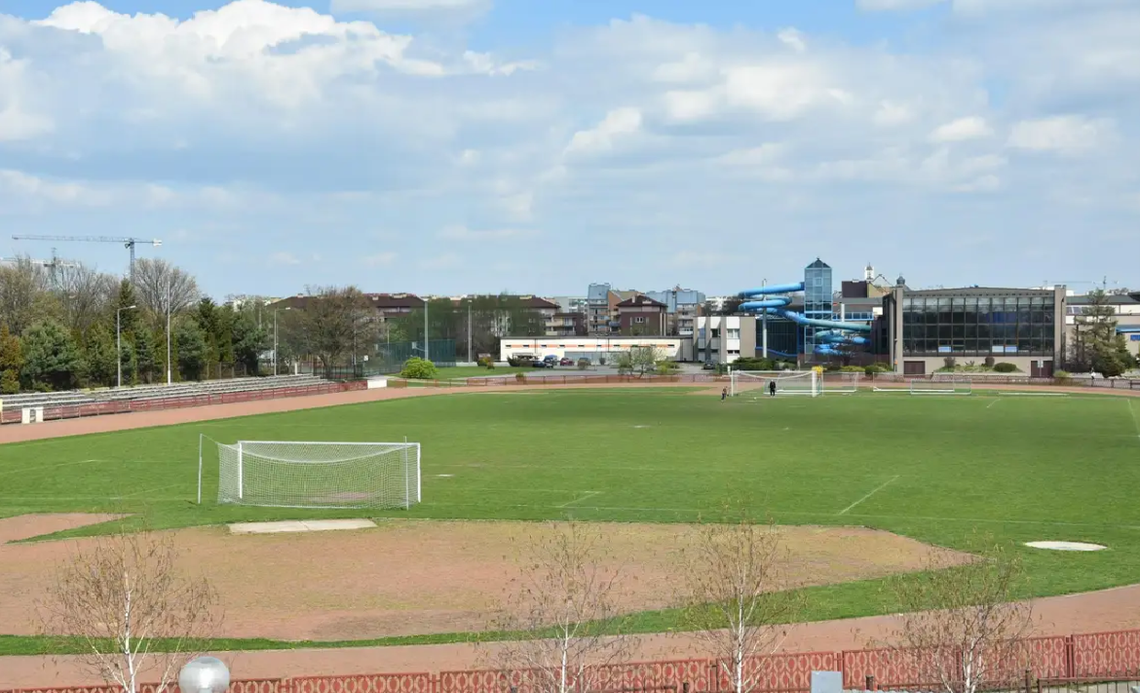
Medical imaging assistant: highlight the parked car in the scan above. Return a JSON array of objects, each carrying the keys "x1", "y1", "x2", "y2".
[
  {"x1": 559, "y1": 357, "x2": 574, "y2": 366},
  {"x1": 543, "y1": 355, "x2": 559, "y2": 367},
  {"x1": 531, "y1": 358, "x2": 548, "y2": 368},
  {"x1": 702, "y1": 361, "x2": 717, "y2": 370}
]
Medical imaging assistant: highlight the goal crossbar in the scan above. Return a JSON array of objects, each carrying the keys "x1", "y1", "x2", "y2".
[
  {"x1": 730, "y1": 369, "x2": 821, "y2": 397},
  {"x1": 910, "y1": 377, "x2": 973, "y2": 395},
  {"x1": 207, "y1": 437, "x2": 422, "y2": 509}
]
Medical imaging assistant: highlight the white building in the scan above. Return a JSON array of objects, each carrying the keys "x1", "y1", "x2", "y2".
[
  {"x1": 694, "y1": 316, "x2": 755, "y2": 364},
  {"x1": 500, "y1": 336, "x2": 689, "y2": 363}
]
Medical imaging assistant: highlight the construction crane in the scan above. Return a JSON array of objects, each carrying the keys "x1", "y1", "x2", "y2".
[
  {"x1": 0, "y1": 248, "x2": 79, "y2": 284},
  {"x1": 11, "y1": 235, "x2": 162, "y2": 281}
]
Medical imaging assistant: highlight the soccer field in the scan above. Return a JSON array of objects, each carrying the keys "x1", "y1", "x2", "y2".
[{"x1": 2, "y1": 387, "x2": 1140, "y2": 641}]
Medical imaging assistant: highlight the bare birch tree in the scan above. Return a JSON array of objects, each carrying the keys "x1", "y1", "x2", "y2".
[
  {"x1": 38, "y1": 528, "x2": 221, "y2": 693},
  {"x1": 0, "y1": 255, "x2": 56, "y2": 335},
  {"x1": 678, "y1": 508, "x2": 800, "y2": 693},
  {"x1": 55, "y1": 263, "x2": 118, "y2": 337},
  {"x1": 883, "y1": 541, "x2": 1034, "y2": 693},
  {"x1": 131, "y1": 258, "x2": 201, "y2": 330},
  {"x1": 489, "y1": 522, "x2": 634, "y2": 693}
]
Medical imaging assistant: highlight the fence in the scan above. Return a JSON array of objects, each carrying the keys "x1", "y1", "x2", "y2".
[
  {"x1": 8, "y1": 628, "x2": 1140, "y2": 693},
  {"x1": 0, "y1": 380, "x2": 367, "y2": 426}
]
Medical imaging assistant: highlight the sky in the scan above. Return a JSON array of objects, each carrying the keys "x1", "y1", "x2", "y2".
[{"x1": 0, "y1": 0, "x2": 1138, "y2": 300}]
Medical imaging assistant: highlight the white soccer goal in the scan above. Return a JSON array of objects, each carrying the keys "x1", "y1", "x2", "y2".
[
  {"x1": 729, "y1": 369, "x2": 821, "y2": 398},
  {"x1": 910, "y1": 376, "x2": 973, "y2": 396},
  {"x1": 201, "y1": 437, "x2": 422, "y2": 509},
  {"x1": 823, "y1": 372, "x2": 860, "y2": 394}
]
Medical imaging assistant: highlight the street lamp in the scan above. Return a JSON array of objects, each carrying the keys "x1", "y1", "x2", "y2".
[
  {"x1": 116, "y1": 304, "x2": 137, "y2": 389},
  {"x1": 179, "y1": 656, "x2": 230, "y2": 693},
  {"x1": 273, "y1": 306, "x2": 291, "y2": 375}
]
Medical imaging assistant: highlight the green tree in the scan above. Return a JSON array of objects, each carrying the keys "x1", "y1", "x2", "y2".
[
  {"x1": 1076, "y1": 290, "x2": 1134, "y2": 377},
  {"x1": 20, "y1": 319, "x2": 83, "y2": 391},
  {"x1": 81, "y1": 324, "x2": 118, "y2": 387},
  {"x1": 110, "y1": 279, "x2": 141, "y2": 339},
  {"x1": 231, "y1": 311, "x2": 267, "y2": 376},
  {"x1": 175, "y1": 319, "x2": 208, "y2": 381},
  {"x1": 0, "y1": 324, "x2": 22, "y2": 394},
  {"x1": 134, "y1": 330, "x2": 157, "y2": 384}
]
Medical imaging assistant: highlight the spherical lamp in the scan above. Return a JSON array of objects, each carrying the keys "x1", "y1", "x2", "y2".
[{"x1": 179, "y1": 656, "x2": 230, "y2": 693}]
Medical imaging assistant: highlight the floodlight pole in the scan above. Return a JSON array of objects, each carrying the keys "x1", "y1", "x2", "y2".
[
  {"x1": 116, "y1": 304, "x2": 136, "y2": 388},
  {"x1": 424, "y1": 297, "x2": 430, "y2": 362},
  {"x1": 467, "y1": 300, "x2": 472, "y2": 363}
]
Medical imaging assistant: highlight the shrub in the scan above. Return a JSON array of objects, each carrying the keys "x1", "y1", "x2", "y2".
[
  {"x1": 477, "y1": 356, "x2": 495, "y2": 370},
  {"x1": 992, "y1": 362, "x2": 1019, "y2": 373},
  {"x1": 839, "y1": 365, "x2": 865, "y2": 372},
  {"x1": 984, "y1": 355, "x2": 995, "y2": 369},
  {"x1": 655, "y1": 361, "x2": 680, "y2": 376},
  {"x1": 1054, "y1": 369, "x2": 1071, "y2": 381},
  {"x1": 577, "y1": 358, "x2": 590, "y2": 370},
  {"x1": 943, "y1": 356, "x2": 957, "y2": 371},
  {"x1": 399, "y1": 357, "x2": 438, "y2": 380},
  {"x1": 515, "y1": 372, "x2": 527, "y2": 382}
]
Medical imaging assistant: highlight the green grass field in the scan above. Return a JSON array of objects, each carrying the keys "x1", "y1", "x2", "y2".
[{"x1": 3, "y1": 388, "x2": 1140, "y2": 654}]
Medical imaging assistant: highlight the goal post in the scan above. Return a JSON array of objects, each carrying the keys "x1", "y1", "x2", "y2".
[
  {"x1": 729, "y1": 369, "x2": 821, "y2": 397},
  {"x1": 822, "y1": 372, "x2": 860, "y2": 394},
  {"x1": 209, "y1": 439, "x2": 422, "y2": 509},
  {"x1": 910, "y1": 375, "x2": 973, "y2": 395}
]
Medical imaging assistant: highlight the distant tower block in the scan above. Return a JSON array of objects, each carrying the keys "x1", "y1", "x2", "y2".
[{"x1": 864, "y1": 263, "x2": 874, "y2": 282}]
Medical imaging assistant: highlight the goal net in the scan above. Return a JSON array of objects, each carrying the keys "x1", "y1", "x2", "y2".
[
  {"x1": 213, "y1": 439, "x2": 422, "y2": 509},
  {"x1": 823, "y1": 372, "x2": 860, "y2": 394},
  {"x1": 730, "y1": 370, "x2": 821, "y2": 398},
  {"x1": 910, "y1": 376, "x2": 973, "y2": 395}
]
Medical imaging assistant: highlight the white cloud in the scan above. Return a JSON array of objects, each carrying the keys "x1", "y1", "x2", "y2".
[
  {"x1": 330, "y1": 0, "x2": 490, "y2": 15},
  {"x1": 1007, "y1": 115, "x2": 1114, "y2": 153},
  {"x1": 930, "y1": 116, "x2": 992, "y2": 142},
  {"x1": 1, "y1": 1, "x2": 1139, "y2": 294},
  {"x1": 0, "y1": 104, "x2": 53, "y2": 142},
  {"x1": 564, "y1": 107, "x2": 643, "y2": 156}
]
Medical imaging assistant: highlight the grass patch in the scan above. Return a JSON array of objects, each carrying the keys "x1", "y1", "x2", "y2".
[{"x1": 3, "y1": 389, "x2": 1139, "y2": 651}]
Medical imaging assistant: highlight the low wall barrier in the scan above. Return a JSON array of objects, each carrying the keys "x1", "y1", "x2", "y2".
[
  {"x1": 0, "y1": 381, "x2": 367, "y2": 426},
  {"x1": 7, "y1": 627, "x2": 1140, "y2": 693}
]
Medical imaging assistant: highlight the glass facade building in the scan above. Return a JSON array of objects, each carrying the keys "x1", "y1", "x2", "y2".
[
  {"x1": 803, "y1": 259, "x2": 833, "y2": 357},
  {"x1": 900, "y1": 290, "x2": 1056, "y2": 357}
]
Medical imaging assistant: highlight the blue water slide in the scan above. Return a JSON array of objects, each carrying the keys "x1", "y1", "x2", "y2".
[{"x1": 737, "y1": 283, "x2": 872, "y2": 354}]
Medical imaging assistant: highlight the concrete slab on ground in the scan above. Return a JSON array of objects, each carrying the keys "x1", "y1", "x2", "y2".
[{"x1": 227, "y1": 519, "x2": 377, "y2": 534}]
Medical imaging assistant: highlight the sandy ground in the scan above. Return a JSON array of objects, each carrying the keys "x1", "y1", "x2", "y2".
[
  {"x1": 3, "y1": 379, "x2": 1140, "y2": 688},
  {"x1": 0, "y1": 515, "x2": 967, "y2": 642}
]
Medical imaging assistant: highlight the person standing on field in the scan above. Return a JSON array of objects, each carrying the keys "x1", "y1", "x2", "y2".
[
  {"x1": 721, "y1": 387, "x2": 728, "y2": 401},
  {"x1": 769, "y1": 380, "x2": 777, "y2": 397}
]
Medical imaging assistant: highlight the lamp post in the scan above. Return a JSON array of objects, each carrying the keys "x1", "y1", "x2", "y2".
[
  {"x1": 273, "y1": 306, "x2": 290, "y2": 375},
  {"x1": 179, "y1": 656, "x2": 230, "y2": 693},
  {"x1": 116, "y1": 304, "x2": 137, "y2": 388}
]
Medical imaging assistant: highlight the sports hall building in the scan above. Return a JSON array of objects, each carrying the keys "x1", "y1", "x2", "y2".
[{"x1": 882, "y1": 285, "x2": 1067, "y2": 376}]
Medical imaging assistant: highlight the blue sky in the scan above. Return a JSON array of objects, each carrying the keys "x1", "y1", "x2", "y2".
[{"x1": 1, "y1": 0, "x2": 1138, "y2": 300}]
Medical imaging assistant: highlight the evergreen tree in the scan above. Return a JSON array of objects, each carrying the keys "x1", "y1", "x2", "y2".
[
  {"x1": 20, "y1": 319, "x2": 83, "y2": 391},
  {"x1": 0, "y1": 324, "x2": 22, "y2": 394},
  {"x1": 175, "y1": 319, "x2": 208, "y2": 381},
  {"x1": 1078, "y1": 290, "x2": 1134, "y2": 377},
  {"x1": 82, "y1": 324, "x2": 118, "y2": 387},
  {"x1": 231, "y1": 311, "x2": 268, "y2": 376},
  {"x1": 134, "y1": 330, "x2": 156, "y2": 384}
]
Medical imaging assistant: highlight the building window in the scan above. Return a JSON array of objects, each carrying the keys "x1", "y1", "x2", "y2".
[
  {"x1": 901, "y1": 295, "x2": 1055, "y2": 357},
  {"x1": 727, "y1": 328, "x2": 740, "y2": 339},
  {"x1": 633, "y1": 316, "x2": 646, "y2": 324}
]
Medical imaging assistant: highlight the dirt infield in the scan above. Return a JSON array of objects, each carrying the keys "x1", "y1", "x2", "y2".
[{"x1": 0, "y1": 514, "x2": 967, "y2": 641}]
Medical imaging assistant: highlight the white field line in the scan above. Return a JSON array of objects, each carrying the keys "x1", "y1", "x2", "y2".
[
  {"x1": 986, "y1": 399, "x2": 1000, "y2": 409},
  {"x1": 1129, "y1": 400, "x2": 1140, "y2": 444},
  {"x1": 557, "y1": 491, "x2": 601, "y2": 508},
  {"x1": 0, "y1": 458, "x2": 103, "y2": 479},
  {"x1": 837, "y1": 475, "x2": 901, "y2": 516}
]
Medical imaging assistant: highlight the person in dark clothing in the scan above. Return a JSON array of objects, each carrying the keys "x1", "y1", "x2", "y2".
[
  {"x1": 769, "y1": 380, "x2": 777, "y2": 397},
  {"x1": 721, "y1": 387, "x2": 728, "y2": 400}
]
